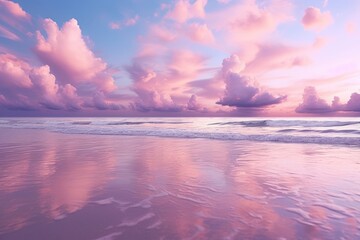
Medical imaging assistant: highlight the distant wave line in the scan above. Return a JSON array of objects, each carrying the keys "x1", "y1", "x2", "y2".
[{"x1": 210, "y1": 120, "x2": 360, "y2": 128}]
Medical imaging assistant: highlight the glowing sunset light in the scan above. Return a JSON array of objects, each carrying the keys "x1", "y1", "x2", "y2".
[{"x1": 0, "y1": 0, "x2": 359, "y2": 116}]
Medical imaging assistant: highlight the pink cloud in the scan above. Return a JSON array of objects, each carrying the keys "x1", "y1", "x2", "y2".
[
  {"x1": 124, "y1": 15, "x2": 139, "y2": 26},
  {"x1": 188, "y1": 77, "x2": 225, "y2": 100},
  {"x1": 242, "y1": 41, "x2": 314, "y2": 74},
  {"x1": 0, "y1": 15, "x2": 122, "y2": 113},
  {"x1": 27, "y1": 65, "x2": 84, "y2": 111},
  {"x1": 0, "y1": 24, "x2": 20, "y2": 41},
  {"x1": 186, "y1": 23, "x2": 214, "y2": 44},
  {"x1": 187, "y1": 56, "x2": 247, "y2": 103},
  {"x1": 345, "y1": 21, "x2": 357, "y2": 34},
  {"x1": 296, "y1": 87, "x2": 360, "y2": 113},
  {"x1": 217, "y1": 0, "x2": 230, "y2": 4},
  {"x1": 126, "y1": 63, "x2": 180, "y2": 112},
  {"x1": 187, "y1": 94, "x2": 203, "y2": 110},
  {"x1": 217, "y1": 75, "x2": 286, "y2": 108},
  {"x1": 296, "y1": 86, "x2": 332, "y2": 113},
  {"x1": 232, "y1": 11, "x2": 275, "y2": 32},
  {"x1": 161, "y1": 3, "x2": 170, "y2": 10},
  {"x1": 35, "y1": 18, "x2": 116, "y2": 92},
  {"x1": 29, "y1": 65, "x2": 85, "y2": 111},
  {"x1": 0, "y1": 52, "x2": 85, "y2": 111},
  {"x1": 30, "y1": 65, "x2": 58, "y2": 97},
  {"x1": 137, "y1": 21, "x2": 213, "y2": 60},
  {"x1": 165, "y1": 0, "x2": 207, "y2": 23},
  {"x1": 126, "y1": 49, "x2": 206, "y2": 112},
  {"x1": 0, "y1": 0, "x2": 30, "y2": 19},
  {"x1": 0, "y1": 0, "x2": 31, "y2": 35},
  {"x1": 0, "y1": 53, "x2": 32, "y2": 88},
  {"x1": 209, "y1": 0, "x2": 293, "y2": 44},
  {"x1": 312, "y1": 36, "x2": 327, "y2": 48},
  {"x1": 167, "y1": 49, "x2": 206, "y2": 82},
  {"x1": 346, "y1": 93, "x2": 360, "y2": 111},
  {"x1": 0, "y1": 93, "x2": 35, "y2": 111},
  {"x1": 83, "y1": 91, "x2": 123, "y2": 110},
  {"x1": 61, "y1": 84, "x2": 82, "y2": 110},
  {"x1": 148, "y1": 24, "x2": 177, "y2": 43},
  {"x1": 221, "y1": 54, "x2": 245, "y2": 73},
  {"x1": 109, "y1": 22, "x2": 121, "y2": 30},
  {"x1": 217, "y1": 54, "x2": 286, "y2": 108},
  {"x1": 29, "y1": 65, "x2": 60, "y2": 109},
  {"x1": 61, "y1": 84, "x2": 77, "y2": 99},
  {"x1": 136, "y1": 24, "x2": 177, "y2": 60},
  {"x1": 132, "y1": 89, "x2": 183, "y2": 112},
  {"x1": 109, "y1": 15, "x2": 139, "y2": 30},
  {"x1": 302, "y1": 7, "x2": 333, "y2": 31},
  {"x1": 185, "y1": 93, "x2": 211, "y2": 112}
]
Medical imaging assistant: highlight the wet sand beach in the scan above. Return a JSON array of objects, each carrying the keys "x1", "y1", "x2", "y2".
[{"x1": 1, "y1": 127, "x2": 360, "y2": 239}]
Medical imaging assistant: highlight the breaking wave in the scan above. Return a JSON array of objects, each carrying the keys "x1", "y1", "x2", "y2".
[
  {"x1": 1, "y1": 118, "x2": 360, "y2": 146},
  {"x1": 211, "y1": 120, "x2": 360, "y2": 128},
  {"x1": 55, "y1": 128, "x2": 360, "y2": 146}
]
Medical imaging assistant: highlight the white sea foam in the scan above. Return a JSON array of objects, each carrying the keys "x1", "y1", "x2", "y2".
[
  {"x1": 1, "y1": 118, "x2": 360, "y2": 146},
  {"x1": 38, "y1": 128, "x2": 360, "y2": 146},
  {"x1": 117, "y1": 212, "x2": 155, "y2": 228},
  {"x1": 285, "y1": 208, "x2": 311, "y2": 219},
  {"x1": 146, "y1": 220, "x2": 162, "y2": 229},
  {"x1": 95, "y1": 231, "x2": 123, "y2": 240},
  {"x1": 312, "y1": 202, "x2": 354, "y2": 217},
  {"x1": 92, "y1": 197, "x2": 116, "y2": 205},
  {"x1": 212, "y1": 120, "x2": 360, "y2": 127}
]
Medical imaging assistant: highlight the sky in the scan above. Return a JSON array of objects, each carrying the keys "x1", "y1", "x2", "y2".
[{"x1": 0, "y1": 0, "x2": 359, "y2": 117}]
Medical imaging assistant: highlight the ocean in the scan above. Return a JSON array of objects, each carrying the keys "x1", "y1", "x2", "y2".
[
  {"x1": 0, "y1": 117, "x2": 359, "y2": 239},
  {"x1": 1, "y1": 117, "x2": 360, "y2": 145}
]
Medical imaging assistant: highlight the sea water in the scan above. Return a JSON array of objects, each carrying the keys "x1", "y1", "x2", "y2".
[
  {"x1": 0, "y1": 117, "x2": 359, "y2": 239},
  {"x1": 0, "y1": 117, "x2": 360, "y2": 146}
]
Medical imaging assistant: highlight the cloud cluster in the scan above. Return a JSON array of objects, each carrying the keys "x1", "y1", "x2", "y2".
[
  {"x1": 0, "y1": 53, "x2": 83, "y2": 111},
  {"x1": 0, "y1": 0, "x2": 29, "y2": 20},
  {"x1": 165, "y1": 0, "x2": 207, "y2": 23},
  {"x1": 217, "y1": 55, "x2": 287, "y2": 108},
  {"x1": 127, "y1": 49, "x2": 206, "y2": 112},
  {"x1": 0, "y1": 53, "x2": 32, "y2": 88},
  {"x1": 242, "y1": 42, "x2": 313, "y2": 74},
  {"x1": 2, "y1": 0, "x2": 357, "y2": 116},
  {"x1": 35, "y1": 18, "x2": 116, "y2": 93},
  {"x1": 130, "y1": 0, "x2": 299, "y2": 114},
  {"x1": 302, "y1": 7, "x2": 332, "y2": 31},
  {"x1": 187, "y1": 94, "x2": 203, "y2": 111},
  {"x1": 109, "y1": 15, "x2": 139, "y2": 30},
  {"x1": 296, "y1": 87, "x2": 360, "y2": 113},
  {"x1": 0, "y1": 25, "x2": 20, "y2": 41},
  {"x1": 186, "y1": 23, "x2": 214, "y2": 44},
  {"x1": 0, "y1": 0, "x2": 31, "y2": 41},
  {"x1": 295, "y1": 86, "x2": 332, "y2": 113},
  {"x1": 0, "y1": 16, "x2": 120, "y2": 112},
  {"x1": 209, "y1": 0, "x2": 293, "y2": 45}
]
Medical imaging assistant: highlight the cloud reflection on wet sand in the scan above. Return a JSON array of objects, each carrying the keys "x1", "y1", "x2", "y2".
[{"x1": 0, "y1": 128, "x2": 360, "y2": 239}]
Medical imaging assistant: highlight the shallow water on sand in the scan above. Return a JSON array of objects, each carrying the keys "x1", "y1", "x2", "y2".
[{"x1": 0, "y1": 128, "x2": 360, "y2": 239}]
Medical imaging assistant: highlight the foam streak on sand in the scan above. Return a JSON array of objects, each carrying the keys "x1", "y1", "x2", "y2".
[{"x1": 117, "y1": 213, "x2": 156, "y2": 228}]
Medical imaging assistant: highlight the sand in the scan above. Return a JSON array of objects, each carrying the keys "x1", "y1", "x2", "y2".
[{"x1": 0, "y1": 128, "x2": 360, "y2": 239}]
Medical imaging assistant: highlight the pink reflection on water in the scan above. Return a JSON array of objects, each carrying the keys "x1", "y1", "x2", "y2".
[
  {"x1": 0, "y1": 128, "x2": 360, "y2": 239},
  {"x1": 0, "y1": 129, "x2": 118, "y2": 233}
]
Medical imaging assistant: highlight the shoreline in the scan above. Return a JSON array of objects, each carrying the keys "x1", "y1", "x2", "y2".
[{"x1": 1, "y1": 124, "x2": 359, "y2": 147}]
